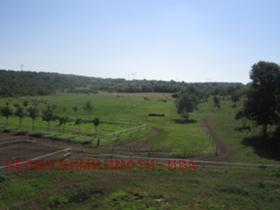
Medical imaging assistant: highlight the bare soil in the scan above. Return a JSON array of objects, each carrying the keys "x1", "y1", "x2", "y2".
[
  {"x1": 0, "y1": 135, "x2": 68, "y2": 166},
  {"x1": 200, "y1": 118, "x2": 233, "y2": 161}
]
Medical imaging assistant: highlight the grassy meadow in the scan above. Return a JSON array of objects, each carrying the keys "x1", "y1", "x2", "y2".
[
  {"x1": 0, "y1": 92, "x2": 215, "y2": 157},
  {"x1": 0, "y1": 92, "x2": 280, "y2": 210},
  {"x1": 0, "y1": 163, "x2": 279, "y2": 210}
]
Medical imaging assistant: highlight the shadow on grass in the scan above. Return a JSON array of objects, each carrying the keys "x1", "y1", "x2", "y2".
[
  {"x1": 241, "y1": 134, "x2": 280, "y2": 161},
  {"x1": 172, "y1": 118, "x2": 197, "y2": 124},
  {"x1": 235, "y1": 126, "x2": 251, "y2": 132}
]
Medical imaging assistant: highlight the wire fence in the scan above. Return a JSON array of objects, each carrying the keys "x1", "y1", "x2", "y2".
[
  {"x1": 0, "y1": 147, "x2": 71, "y2": 175},
  {"x1": 0, "y1": 120, "x2": 147, "y2": 145}
]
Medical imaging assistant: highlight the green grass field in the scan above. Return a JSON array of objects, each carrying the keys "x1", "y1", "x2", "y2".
[
  {"x1": 0, "y1": 92, "x2": 279, "y2": 210},
  {"x1": 0, "y1": 92, "x2": 216, "y2": 157},
  {"x1": 1, "y1": 164, "x2": 279, "y2": 210}
]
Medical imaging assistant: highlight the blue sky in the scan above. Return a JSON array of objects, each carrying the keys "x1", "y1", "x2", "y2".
[{"x1": 0, "y1": 0, "x2": 279, "y2": 83}]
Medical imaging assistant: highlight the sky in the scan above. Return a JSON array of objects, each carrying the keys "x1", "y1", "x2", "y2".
[{"x1": 0, "y1": 0, "x2": 279, "y2": 83}]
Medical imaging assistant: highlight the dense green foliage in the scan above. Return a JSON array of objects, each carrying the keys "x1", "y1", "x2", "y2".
[
  {"x1": 237, "y1": 61, "x2": 280, "y2": 137},
  {"x1": 175, "y1": 87, "x2": 199, "y2": 119},
  {"x1": 0, "y1": 69, "x2": 243, "y2": 96}
]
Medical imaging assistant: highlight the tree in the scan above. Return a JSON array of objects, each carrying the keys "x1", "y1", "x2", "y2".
[
  {"x1": 231, "y1": 93, "x2": 240, "y2": 107},
  {"x1": 213, "y1": 95, "x2": 221, "y2": 109},
  {"x1": 83, "y1": 101, "x2": 93, "y2": 115},
  {"x1": 75, "y1": 118, "x2": 82, "y2": 125},
  {"x1": 62, "y1": 107, "x2": 67, "y2": 113},
  {"x1": 1, "y1": 103, "x2": 13, "y2": 125},
  {"x1": 42, "y1": 104, "x2": 54, "y2": 131},
  {"x1": 23, "y1": 100, "x2": 28, "y2": 107},
  {"x1": 175, "y1": 90, "x2": 198, "y2": 120},
  {"x1": 75, "y1": 118, "x2": 82, "y2": 133},
  {"x1": 238, "y1": 61, "x2": 280, "y2": 137},
  {"x1": 58, "y1": 116, "x2": 68, "y2": 132},
  {"x1": 72, "y1": 106, "x2": 79, "y2": 115},
  {"x1": 14, "y1": 105, "x2": 25, "y2": 128},
  {"x1": 27, "y1": 106, "x2": 38, "y2": 131},
  {"x1": 93, "y1": 117, "x2": 100, "y2": 134},
  {"x1": 230, "y1": 86, "x2": 244, "y2": 107},
  {"x1": 93, "y1": 118, "x2": 100, "y2": 147}
]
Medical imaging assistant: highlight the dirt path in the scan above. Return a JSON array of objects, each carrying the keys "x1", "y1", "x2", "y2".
[{"x1": 200, "y1": 118, "x2": 233, "y2": 161}]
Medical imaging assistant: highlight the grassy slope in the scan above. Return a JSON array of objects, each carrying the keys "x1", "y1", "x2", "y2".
[{"x1": 196, "y1": 98, "x2": 279, "y2": 163}]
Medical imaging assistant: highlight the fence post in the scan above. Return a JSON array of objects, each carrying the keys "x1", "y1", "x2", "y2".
[
  {"x1": 215, "y1": 144, "x2": 218, "y2": 156},
  {"x1": 111, "y1": 146, "x2": 114, "y2": 159}
]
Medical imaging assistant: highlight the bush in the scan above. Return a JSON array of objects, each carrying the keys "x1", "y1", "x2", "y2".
[
  {"x1": 15, "y1": 131, "x2": 28, "y2": 135},
  {"x1": 2, "y1": 129, "x2": 11, "y2": 133},
  {"x1": 30, "y1": 132, "x2": 44, "y2": 138},
  {"x1": 148, "y1": 113, "x2": 165, "y2": 117},
  {"x1": 0, "y1": 176, "x2": 5, "y2": 183}
]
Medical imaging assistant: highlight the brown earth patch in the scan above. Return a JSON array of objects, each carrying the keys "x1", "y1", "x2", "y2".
[
  {"x1": 199, "y1": 118, "x2": 234, "y2": 161},
  {"x1": 0, "y1": 134, "x2": 77, "y2": 166}
]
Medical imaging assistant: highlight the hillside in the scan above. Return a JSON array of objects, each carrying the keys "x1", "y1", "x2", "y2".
[{"x1": 0, "y1": 69, "x2": 243, "y2": 96}]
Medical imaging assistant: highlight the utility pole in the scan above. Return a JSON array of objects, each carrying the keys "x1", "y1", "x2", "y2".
[{"x1": 20, "y1": 64, "x2": 24, "y2": 71}]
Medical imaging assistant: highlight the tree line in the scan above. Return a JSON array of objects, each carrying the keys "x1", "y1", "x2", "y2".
[
  {"x1": 0, "y1": 100, "x2": 100, "y2": 144},
  {"x1": 0, "y1": 69, "x2": 243, "y2": 96}
]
